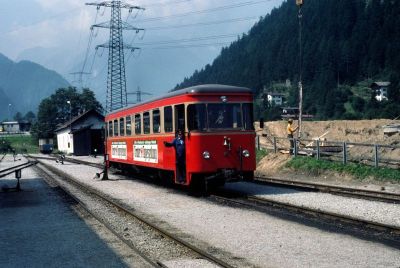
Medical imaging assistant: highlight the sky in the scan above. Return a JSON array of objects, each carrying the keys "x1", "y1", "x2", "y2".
[{"x1": 0, "y1": 0, "x2": 285, "y2": 100}]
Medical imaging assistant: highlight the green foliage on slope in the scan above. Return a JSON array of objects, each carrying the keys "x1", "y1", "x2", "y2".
[{"x1": 176, "y1": 0, "x2": 400, "y2": 120}]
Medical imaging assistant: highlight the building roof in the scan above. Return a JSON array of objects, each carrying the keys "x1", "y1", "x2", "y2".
[
  {"x1": 55, "y1": 109, "x2": 104, "y2": 132},
  {"x1": 266, "y1": 92, "x2": 284, "y2": 96},
  {"x1": 371, "y1": 82, "x2": 390, "y2": 88}
]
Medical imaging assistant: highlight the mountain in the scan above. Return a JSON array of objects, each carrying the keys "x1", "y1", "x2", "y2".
[
  {"x1": 175, "y1": 0, "x2": 400, "y2": 119},
  {"x1": 0, "y1": 53, "x2": 70, "y2": 120}
]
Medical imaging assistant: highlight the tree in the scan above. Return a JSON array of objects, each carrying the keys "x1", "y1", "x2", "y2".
[
  {"x1": 13, "y1": 112, "x2": 23, "y2": 122},
  {"x1": 31, "y1": 87, "x2": 103, "y2": 139},
  {"x1": 23, "y1": 111, "x2": 36, "y2": 123}
]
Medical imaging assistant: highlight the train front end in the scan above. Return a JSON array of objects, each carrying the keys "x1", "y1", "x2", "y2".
[{"x1": 185, "y1": 88, "x2": 256, "y2": 186}]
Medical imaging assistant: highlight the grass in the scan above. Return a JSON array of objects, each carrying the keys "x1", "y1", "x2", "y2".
[
  {"x1": 0, "y1": 135, "x2": 39, "y2": 154},
  {"x1": 256, "y1": 148, "x2": 268, "y2": 164},
  {"x1": 285, "y1": 157, "x2": 400, "y2": 182}
]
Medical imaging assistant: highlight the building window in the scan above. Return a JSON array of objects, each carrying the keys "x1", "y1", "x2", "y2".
[
  {"x1": 143, "y1": 112, "x2": 150, "y2": 134},
  {"x1": 113, "y1": 120, "x2": 119, "y2": 136},
  {"x1": 126, "y1": 116, "x2": 132, "y2": 136},
  {"x1": 164, "y1": 106, "x2": 173, "y2": 133},
  {"x1": 135, "y1": 114, "x2": 141, "y2": 135},
  {"x1": 119, "y1": 117, "x2": 125, "y2": 136},
  {"x1": 153, "y1": 109, "x2": 161, "y2": 133}
]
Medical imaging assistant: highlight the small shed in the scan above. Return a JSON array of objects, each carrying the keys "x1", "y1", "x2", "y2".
[
  {"x1": 55, "y1": 109, "x2": 104, "y2": 156},
  {"x1": 370, "y1": 82, "x2": 390, "y2": 102}
]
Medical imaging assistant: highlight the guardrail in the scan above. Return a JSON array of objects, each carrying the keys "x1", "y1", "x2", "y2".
[{"x1": 256, "y1": 136, "x2": 400, "y2": 169}]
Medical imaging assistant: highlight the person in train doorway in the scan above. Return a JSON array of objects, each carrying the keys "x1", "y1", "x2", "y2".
[
  {"x1": 164, "y1": 129, "x2": 186, "y2": 183},
  {"x1": 287, "y1": 118, "x2": 298, "y2": 155}
]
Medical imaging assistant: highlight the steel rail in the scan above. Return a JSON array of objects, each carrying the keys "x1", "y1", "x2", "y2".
[
  {"x1": 31, "y1": 160, "x2": 163, "y2": 268},
  {"x1": 26, "y1": 155, "x2": 103, "y2": 169},
  {"x1": 211, "y1": 193, "x2": 400, "y2": 237},
  {"x1": 28, "y1": 155, "x2": 234, "y2": 268},
  {"x1": 255, "y1": 176, "x2": 400, "y2": 204},
  {"x1": 0, "y1": 161, "x2": 37, "y2": 178}
]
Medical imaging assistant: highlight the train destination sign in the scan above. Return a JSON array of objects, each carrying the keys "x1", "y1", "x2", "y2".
[
  {"x1": 134, "y1": 140, "x2": 158, "y2": 163},
  {"x1": 111, "y1": 141, "x2": 127, "y2": 160}
]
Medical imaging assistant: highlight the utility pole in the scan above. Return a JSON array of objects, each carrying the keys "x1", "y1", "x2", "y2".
[
  {"x1": 86, "y1": 1, "x2": 144, "y2": 113},
  {"x1": 127, "y1": 86, "x2": 152, "y2": 103},
  {"x1": 296, "y1": 0, "x2": 303, "y2": 139}
]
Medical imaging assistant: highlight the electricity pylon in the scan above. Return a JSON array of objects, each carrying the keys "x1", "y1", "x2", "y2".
[
  {"x1": 86, "y1": 1, "x2": 144, "y2": 113},
  {"x1": 127, "y1": 86, "x2": 152, "y2": 103}
]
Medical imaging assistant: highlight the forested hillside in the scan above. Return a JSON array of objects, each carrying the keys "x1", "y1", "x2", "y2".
[
  {"x1": 176, "y1": 0, "x2": 400, "y2": 120},
  {"x1": 0, "y1": 53, "x2": 70, "y2": 120}
]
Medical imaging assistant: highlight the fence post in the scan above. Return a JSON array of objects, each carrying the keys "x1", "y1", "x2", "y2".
[
  {"x1": 374, "y1": 144, "x2": 379, "y2": 168},
  {"x1": 273, "y1": 137, "x2": 277, "y2": 154},
  {"x1": 343, "y1": 142, "x2": 347, "y2": 165},
  {"x1": 256, "y1": 135, "x2": 260, "y2": 150},
  {"x1": 316, "y1": 139, "x2": 320, "y2": 160},
  {"x1": 294, "y1": 138, "x2": 298, "y2": 157}
]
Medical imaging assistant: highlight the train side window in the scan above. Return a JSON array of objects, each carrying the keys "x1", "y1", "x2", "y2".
[
  {"x1": 108, "y1": 121, "x2": 113, "y2": 137},
  {"x1": 188, "y1": 104, "x2": 206, "y2": 131},
  {"x1": 126, "y1": 116, "x2": 132, "y2": 136},
  {"x1": 242, "y1": 103, "x2": 255, "y2": 130},
  {"x1": 113, "y1": 119, "x2": 119, "y2": 136},
  {"x1": 143, "y1": 112, "x2": 150, "y2": 134},
  {"x1": 135, "y1": 114, "x2": 141, "y2": 135},
  {"x1": 153, "y1": 109, "x2": 161, "y2": 133},
  {"x1": 164, "y1": 106, "x2": 173, "y2": 133},
  {"x1": 119, "y1": 117, "x2": 125, "y2": 136}
]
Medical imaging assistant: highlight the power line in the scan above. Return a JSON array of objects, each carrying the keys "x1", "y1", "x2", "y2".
[
  {"x1": 145, "y1": 16, "x2": 259, "y2": 31},
  {"x1": 136, "y1": 0, "x2": 192, "y2": 8},
  {"x1": 135, "y1": 0, "x2": 271, "y2": 23},
  {"x1": 147, "y1": 42, "x2": 232, "y2": 50},
  {"x1": 135, "y1": 33, "x2": 239, "y2": 46}
]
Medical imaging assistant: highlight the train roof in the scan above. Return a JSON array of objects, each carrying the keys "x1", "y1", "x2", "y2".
[{"x1": 107, "y1": 84, "x2": 253, "y2": 116}]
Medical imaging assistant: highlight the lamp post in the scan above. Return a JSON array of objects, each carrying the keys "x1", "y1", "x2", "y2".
[
  {"x1": 66, "y1": 100, "x2": 72, "y2": 128},
  {"x1": 8, "y1": 104, "x2": 12, "y2": 120}
]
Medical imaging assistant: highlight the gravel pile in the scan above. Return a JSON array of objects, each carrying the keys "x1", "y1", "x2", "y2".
[{"x1": 34, "y1": 156, "x2": 400, "y2": 268}]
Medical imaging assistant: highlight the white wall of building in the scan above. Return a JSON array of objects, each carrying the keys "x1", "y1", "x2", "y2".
[{"x1": 57, "y1": 129, "x2": 74, "y2": 154}]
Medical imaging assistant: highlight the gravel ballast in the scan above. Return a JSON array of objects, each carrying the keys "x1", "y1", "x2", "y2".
[{"x1": 33, "y1": 155, "x2": 400, "y2": 268}]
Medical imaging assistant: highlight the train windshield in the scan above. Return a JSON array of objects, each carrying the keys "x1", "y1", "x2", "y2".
[{"x1": 188, "y1": 103, "x2": 254, "y2": 131}]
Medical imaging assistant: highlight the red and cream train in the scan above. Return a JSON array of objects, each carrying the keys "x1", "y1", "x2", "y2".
[{"x1": 105, "y1": 84, "x2": 256, "y2": 188}]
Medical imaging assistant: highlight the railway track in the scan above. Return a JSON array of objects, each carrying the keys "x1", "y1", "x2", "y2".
[
  {"x1": 27, "y1": 155, "x2": 400, "y2": 243},
  {"x1": 30, "y1": 155, "x2": 400, "y2": 204},
  {"x1": 210, "y1": 189, "x2": 400, "y2": 245},
  {"x1": 0, "y1": 160, "x2": 37, "y2": 178},
  {"x1": 255, "y1": 175, "x2": 400, "y2": 204},
  {"x1": 27, "y1": 155, "x2": 236, "y2": 268}
]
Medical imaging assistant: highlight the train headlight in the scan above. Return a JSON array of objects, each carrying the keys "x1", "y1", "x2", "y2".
[
  {"x1": 242, "y1": 149, "x2": 250, "y2": 158},
  {"x1": 203, "y1": 151, "x2": 211, "y2": 159}
]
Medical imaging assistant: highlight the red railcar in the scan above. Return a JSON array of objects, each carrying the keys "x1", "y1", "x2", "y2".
[{"x1": 105, "y1": 84, "x2": 256, "y2": 188}]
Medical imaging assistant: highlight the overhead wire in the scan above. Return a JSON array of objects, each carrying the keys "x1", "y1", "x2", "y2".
[
  {"x1": 134, "y1": 0, "x2": 270, "y2": 23},
  {"x1": 145, "y1": 16, "x2": 259, "y2": 31},
  {"x1": 135, "y1": 33, "x2": 239, "y2": 46}
]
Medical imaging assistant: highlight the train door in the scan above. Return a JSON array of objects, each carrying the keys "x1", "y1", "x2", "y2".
[{"x1": 174, "y1": 104, "x2": 186, "y2": 183}]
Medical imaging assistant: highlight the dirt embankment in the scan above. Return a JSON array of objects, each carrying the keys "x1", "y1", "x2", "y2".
[{"x1": 255, "y1": 119, "x2": 400, "y2": 182}]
